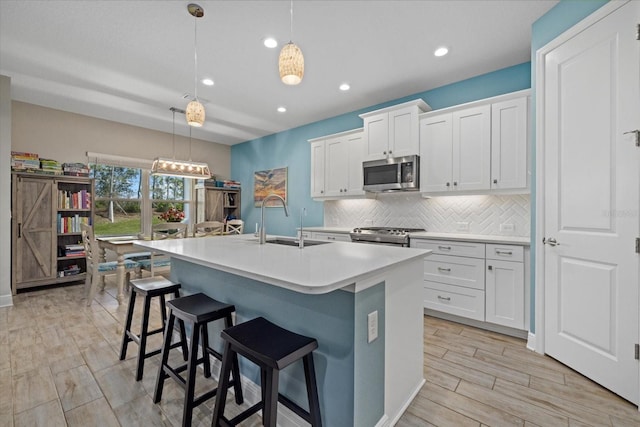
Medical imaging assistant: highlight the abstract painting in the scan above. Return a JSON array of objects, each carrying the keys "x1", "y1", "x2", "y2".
[{"x1": 254, "y1": 167, "x2": 287, "y2": 207}]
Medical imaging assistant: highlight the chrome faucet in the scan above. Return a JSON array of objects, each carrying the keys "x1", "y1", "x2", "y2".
[
  {"x1": 298, "y1": 207, "x2": 307, "y2": 249},
  {"x1": 259, "y1": 194, "x2": 289, "y2": 244}
]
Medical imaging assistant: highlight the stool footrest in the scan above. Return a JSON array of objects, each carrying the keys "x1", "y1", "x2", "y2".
[
  {"x1": 279, "y1": 393, "x2": 313, "y2": 423},
  {"x1": 226, "y1": 401, "x2": 263, "y2": 426}
]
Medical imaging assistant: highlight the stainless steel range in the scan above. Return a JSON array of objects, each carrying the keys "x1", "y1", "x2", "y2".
[{"x1": 349, "y1": 227, "x2": 426, "y2": 247}]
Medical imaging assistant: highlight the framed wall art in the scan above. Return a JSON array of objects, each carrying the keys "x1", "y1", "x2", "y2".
[{"x1": 254, "y1": 167, "x2": 287, "y2": 207}]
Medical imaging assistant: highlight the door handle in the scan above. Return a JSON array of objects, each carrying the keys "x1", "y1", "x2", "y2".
[
  {"x1": 543, "y1": 237, "x2": 559, "y2": 246},
  {"x1": 17, "y1": 223, "x2": 21, "y2": 238},
  {"x1": 624, "y1": 129, "x2": 640, "y2": 146}
]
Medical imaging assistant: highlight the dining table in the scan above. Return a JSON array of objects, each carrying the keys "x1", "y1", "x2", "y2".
[{"x1": 96, "y1": 235, "x2": 144, "y2": 304}]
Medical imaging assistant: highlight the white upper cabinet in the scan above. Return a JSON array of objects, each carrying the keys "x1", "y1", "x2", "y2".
[
  {"x1": 309, "y1": 129, "x2": 365, "y2": 199},
  {"x1": 360, "y1": 99, "x2": 431, "y2": 161},
  {"x1": 420, "y1": 105, "x2": 491, "y2": 192},
  {"x1": 491, "y1": 96, "x2": 529, "y2": 190},
  {"x1": 419, "y1": 89, "x2": 530, "y2": 195},
  {"x1": 310, "y1": 140, "x2": 326, "y2": 198}
]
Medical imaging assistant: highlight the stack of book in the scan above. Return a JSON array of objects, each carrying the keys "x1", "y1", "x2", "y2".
[
  {"x1": 40, "y1": 158, "x2": 63, "y2": 175},
  {"x1": 10, "y1": 151, "x2": 40, "y2": 171},
  {"x1": 223, "y1": 180, "x2": 241, "y2": 189},
  {"x1": 60, "y1": 264, "x2": 81, "y2": 277},
  {"x1": 63, "y1": 244, "x2": 86, "y2": 258},
  {"x1": 63, "y1": 163, "x2": 90, "y2": 177}
]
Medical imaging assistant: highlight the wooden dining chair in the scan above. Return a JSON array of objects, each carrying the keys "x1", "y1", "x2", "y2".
[
  {"x1": 139, "y1": 223, "x2": 188, "y2": 276},
  {"x1": 225, "y1": 219, "x2": 244, "y2": 235},
  {"x1": 193, "y1": 221, "x2": 224, "y2": 237},
  {"x1": 80, "y1": 224, "x2": 140, "y2": 306}
]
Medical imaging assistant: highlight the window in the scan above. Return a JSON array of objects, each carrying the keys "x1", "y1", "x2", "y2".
[{"x1": 89, "y1": 154, "x2": 193, "y2": 237}]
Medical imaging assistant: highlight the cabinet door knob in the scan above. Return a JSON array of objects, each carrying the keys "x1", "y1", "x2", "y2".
[
  {"x1": 383, "y1": 151, "x2": 387, "y2": 155},
  {"x1": 453, "y1": 182, "x2": 458, "y2": 186},
  {"x1": 493, "y1": 179, "x2": 498, "y2": 184},
  {"x1": 488, "y1": 265, "x2": 493, "y2": 270},
  {"x1": 389, "y1": 150, "x2": 392, "y2": 154},
  {"x1": 446, "y1": 182, "x2": 450, "y2": 187}
]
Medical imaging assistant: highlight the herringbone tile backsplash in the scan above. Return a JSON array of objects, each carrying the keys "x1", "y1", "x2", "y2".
[{"x1": 324, "y1": 193, "x2": 530, "y2": 236}]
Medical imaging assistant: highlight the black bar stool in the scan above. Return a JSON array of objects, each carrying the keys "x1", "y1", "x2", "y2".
[
  {"x1": 119, "y1": 276, "x2": 188, "y2": 381},
  {"x1": 154, "y1": 293, "x2": 243, "y2": 427},
  {"x1": 211, "y1": 316, "x2": 322, "y2": 427}
]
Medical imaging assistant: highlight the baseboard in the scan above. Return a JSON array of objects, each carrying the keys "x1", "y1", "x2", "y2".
[
  {"x1": 424, "y1": 309, "x2": 528, "y2": 339},
  {"x1": 526, "y1": 332, "x2": 537, "y2": 352},
  {"x1": 0, "y1": 293, "x2": 13, "y2": 307},
  {"x1": 386, "y1": 378, "x2": 425, "y2": 426},
  {"x1": 375, "y1": 414, "x2": 390, "y2": 427}
]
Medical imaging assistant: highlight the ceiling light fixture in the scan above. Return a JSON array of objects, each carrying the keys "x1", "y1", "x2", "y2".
[
  {"x1": 185, "y1": 3, "x2": 205, "y2": 127},
  {"x1": 277, "y1": 106, "x2": 287, "y2": 113},
  {"x1": 151, "y1": 107, "x2": 211, "y2": 180},
  {"x1": 263, "y1": 37, "x2": 278, "y2": 48},
  {"x1": 339, "y1": 83, "x2": 350, "y2": 91},
  {"x1": 434, "y1": 46, "x2": 449, "y2": 57},
  {"x1": 278, "y1": 1, "x2": 304, "y2": 85},
  {"x1": 202, "y1": 78, "x2": 214, "y2": 86}
]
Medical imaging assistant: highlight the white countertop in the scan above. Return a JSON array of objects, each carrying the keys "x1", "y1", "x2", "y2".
[
  {"x1": 134, "y1": 234, "x2": 429, "y2": 294},
  {"x1": 409, "y1": 232, "x2": 531, "y2": 246}
]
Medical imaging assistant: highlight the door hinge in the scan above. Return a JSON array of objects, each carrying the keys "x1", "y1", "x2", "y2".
[
  {"x1": 635, "y1": 343, "x2": 639, "y2": 360},
  {"x1": 636, "y1": 238, "x2": 640, "y2": 254}
]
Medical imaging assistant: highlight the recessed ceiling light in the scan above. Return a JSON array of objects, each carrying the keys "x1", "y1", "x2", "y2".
[
  {"x1": 263, "y1": 37, "x2": 278, "y2": 48},
  {"x1": 277, "y1": 106, "x2": 287, "y2": 113},
  {"x1": 434, "y1": 47, "x2": 449, "y2": 57},
  {"x1": 202, "y1": 78, "x2": 214, "y2": 86},
  {"x1": 339, "y1": 83, "x2": 350, "y2": 91}
]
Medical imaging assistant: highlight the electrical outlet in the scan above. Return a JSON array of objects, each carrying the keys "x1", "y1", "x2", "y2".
[
  {"x1": 456, "y1": 222, "x2": 469, "y2": 231},
  {"x1": 500, "y1": 223, "x2": 515, "y2": 232},
  {"x1": 367, "y1": 311, "x2": 378, "y2": 343}
]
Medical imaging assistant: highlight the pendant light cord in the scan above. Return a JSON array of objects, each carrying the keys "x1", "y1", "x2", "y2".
[
  {"x1": 193, "y1": 13, "x2": 198, "y2": 101},
  {"x1": 172, "y1": 109, "x2": 176, "y2": 160},
  {"x1": 289, "y1": 0, "x2": 294, "y2": 42}
]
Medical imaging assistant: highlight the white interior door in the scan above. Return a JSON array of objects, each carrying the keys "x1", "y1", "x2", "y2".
[{"x1": 542, "y1": 1, "x2": 639, "y2": 404}]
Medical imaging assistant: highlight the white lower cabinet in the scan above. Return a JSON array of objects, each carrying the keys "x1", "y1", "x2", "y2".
[
  {"x1": 485, "y1": 244, "x2": 525, "y2": 329},
  {"x1": 413, "y1": 238, "x2": 526, "y2": 331}
]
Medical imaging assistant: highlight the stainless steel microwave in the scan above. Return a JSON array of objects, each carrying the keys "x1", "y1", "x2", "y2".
[{"x1": 363, "y1": 155, "x2": 419, "y2": 192}]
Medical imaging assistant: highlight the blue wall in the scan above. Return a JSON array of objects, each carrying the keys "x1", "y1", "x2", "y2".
[
  {"x1": 528, "y1": 0, "x2": 608, "y2": 333},
  {"x1": 231, "y1": 62, "x2": 531, "y2": 237}
]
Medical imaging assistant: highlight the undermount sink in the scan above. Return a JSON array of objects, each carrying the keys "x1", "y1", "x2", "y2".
[{"x1": 266, "y1": 238, "x2": 331, "y2": 247}]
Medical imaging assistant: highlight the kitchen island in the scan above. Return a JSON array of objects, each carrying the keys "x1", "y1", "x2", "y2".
[{"x1": 134, "y1": 234, "x2": 429, "y2": 427}]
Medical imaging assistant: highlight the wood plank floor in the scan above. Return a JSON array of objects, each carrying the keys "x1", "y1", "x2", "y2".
[{"x1": 1, "y1": 277, "x2": 639, "y2": 426}]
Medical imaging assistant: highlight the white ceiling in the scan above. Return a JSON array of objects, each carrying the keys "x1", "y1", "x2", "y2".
[{"x1": 0, "y1": 0, "x2": 557, "y2": 145}]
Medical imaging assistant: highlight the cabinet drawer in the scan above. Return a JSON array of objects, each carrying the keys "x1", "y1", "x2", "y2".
[
  {"x1": 412, "y1": 239, "x2": 485, "y2": 258},
  {"x1": 311, "y1": 232, "x2": 351, "y2": 242},
  {"x1": 486, "y1": 244, "x2": 523, "y2": 262},
  {"x1": 424, "y1": 254, "x2": 485, "y2": 290},
  {"x1": 424, "y1": 281, "x2": 485, "y2": 321}
]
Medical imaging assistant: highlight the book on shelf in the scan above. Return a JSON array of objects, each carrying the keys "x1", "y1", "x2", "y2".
[
  {"x1": 62, "y1": 163, "x2": 90, "y2": 176},
  {"x1": 57, "y1": 213, "x2": 91, "y2": 233},
  {"x1": 58, "y1": 189, "x2": 91, "y2": 210}
]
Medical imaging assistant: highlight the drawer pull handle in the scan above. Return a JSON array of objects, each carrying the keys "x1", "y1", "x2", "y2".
[
  {"x1": 437, "y1": 267, "x2": 451, "y2": 272},
  {"x1": 327, "y1": 236, "x2": 335, "y2": 240},
  {"x1": 437, "y1": 295, "x2": 451, "y2": 301},
  {"x1": 495, "y1": 250, "x2": 513, "y2": 255},
  {"x1": 438, "y1": 245, "x2": 452, "y2": 250}
]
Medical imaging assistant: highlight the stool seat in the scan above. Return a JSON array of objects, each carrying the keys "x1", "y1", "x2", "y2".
[
  {"x1": 130, "y1": 276, "x2": 181, "y2": 295},
  {"x1": 212, "y1": 317, "x2": 322, "y2": 427},
  {"x1": 167, "y1": 293, "x2": 235, "y2": 324},
  {"x1": 155, "y1": 292, "x2": 243, "y2": 427},
  {"x1": 222, "y1": 316, "x2": 318, "y2": 370},
  {"x1": 119, "y1": 277, "x2": 187, "y2": 382}
]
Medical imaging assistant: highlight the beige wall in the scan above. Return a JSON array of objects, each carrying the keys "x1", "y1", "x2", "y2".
[{"x1": 11, "y1": 101, "x2": 231, "y2": 179}]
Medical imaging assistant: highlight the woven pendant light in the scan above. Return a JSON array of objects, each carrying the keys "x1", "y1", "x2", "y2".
[
  {"x1": 186, "y1": 3, "x2": 205, "y2": 127},
  {"x1": 185, "y1": 99, "x2": 205, "y2": 127},
  {"x1": 279, "y1": 42, "x2": 304, "y2": 85},
  {"x1": 279, "y1": 1, "x2": 304, "y2": 85}
]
